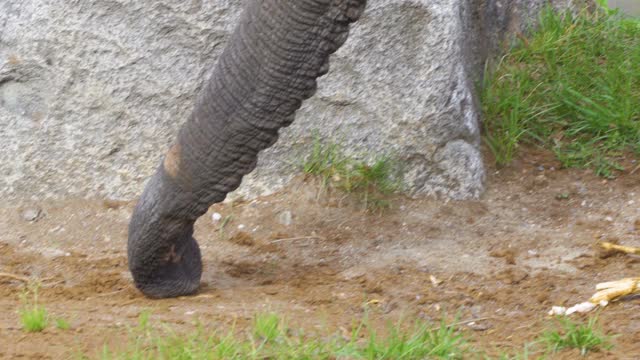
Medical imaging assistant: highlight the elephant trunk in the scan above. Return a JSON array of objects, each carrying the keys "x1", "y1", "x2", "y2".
[{"x1": 127, "y1": 0, "x2": 367, "y2": 298}]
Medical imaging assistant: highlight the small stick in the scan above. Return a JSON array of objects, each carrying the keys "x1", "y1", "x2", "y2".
[
  {"x1": 41, "y1": 280, "x2": 66, "y2": 288},
  {"x1": 600, "y1": 242, "x2": 640, "y2": 255},
  {"x1": 93, "y1": 288, "x2": 127, "y2": 298},
  {"x1": 193, "y1": 294, "x2": 216, "y2": 299},
  {"x1": 0, "y1": 272, "x2": 31, "y2": 282},
  {"x1": 590, "y1": 277, "x2": 640, "y2": 304},
  {"x1": 270, "y1": 236, "x2": 325, "y2": 244},
  {"x1": 429, "y1": 317, "x2": 492, "y2": 331}
]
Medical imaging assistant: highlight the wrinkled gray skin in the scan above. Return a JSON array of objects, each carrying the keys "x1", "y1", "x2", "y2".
[{"x1": 127, "y1": 0, "x2": 367, "y2": 298}]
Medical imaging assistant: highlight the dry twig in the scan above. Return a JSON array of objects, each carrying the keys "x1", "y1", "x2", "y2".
[
  {"x1": 550, "y1": 241, "x2": 640, "y2": 316},
  {"x1": 270, "y1": 235, "x2": 325, "y2": 244},
  {"x1": 0, "y1": 272, "x2": 31, "y2": 282},
  {"x1": 589, "y1": 277, "x2": 640, "y2": 304},
  {"x1": 599, "y1": 241, "x2": 640, "y2": 255},
  {"x1": 428, "y1": 317, "x2": 493, "y2": 331}
]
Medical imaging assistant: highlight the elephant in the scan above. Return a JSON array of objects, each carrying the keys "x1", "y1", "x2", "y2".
[{"x1": 127, "y1": 0, "x2": 367, "y2": 298}]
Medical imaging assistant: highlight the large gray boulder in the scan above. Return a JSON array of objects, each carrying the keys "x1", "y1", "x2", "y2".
[{"x1": 0, "y1": 0, "x2": 585, "y2": 201}]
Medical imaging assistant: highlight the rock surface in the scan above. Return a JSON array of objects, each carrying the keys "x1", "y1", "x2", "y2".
[
  {"x1": 0, "y1": 0, "x2": 588, "y2": 201},
  {"x1": 609, "y1": 0, "x2": 640, "y2": 15}
]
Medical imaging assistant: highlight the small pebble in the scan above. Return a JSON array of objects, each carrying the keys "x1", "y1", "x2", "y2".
[
  {"x1": 467, "y1": 321, "x2": 490, "y2": 331},
  {"x1": 41, "y1": 248, "x2": 68, "y2": 258},
  {"x1": 48, "y1": 225, "x2": 64, "y2": 233},
  {"x1": 548, "y1": 306, "x2": 567, "y2": 316},
  {"x1": 211, "y1": 212, "x2": 222, "y2": 222},
  {"x1": 277, "y1": 210, "x2": 293, "y2": 226},
  {"x1": 22, "y1": 208, "x2": 42, "y2": 222}
]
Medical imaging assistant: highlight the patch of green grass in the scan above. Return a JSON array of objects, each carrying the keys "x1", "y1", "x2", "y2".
[
  {"x1": 19, "y1": 305, "x2": 48, "y2": 333},
  {"x1": 303, "y1": 138, "x2": 348, "y2": 186},
  {"x1": 302, "y1": 137, "x2": 402, "y2": 211},
  {"x1": 538, "y1": 317, "x2": 613, "y2": 356},
  {"x1": 217, "y1": 214, "x2": 233, "y2": 240},
  {"x1": 96, "y1": 312, "x2": 471, "y2": 360},
  {"x1": 18, "y1": 283, "x2": 48, "y2": 333},
  {"x1": 55, "y1": 318, "x2": 71, "y2": 330},
  {"x1": 342, "y1": 318, "x2": 468, "y2": 359},
  {"x1": 252, "y1": 312, "x2": 282, "y2": 343},
  {"x1": 482, "y1": 5, "x2": 640, "y2": 176}
]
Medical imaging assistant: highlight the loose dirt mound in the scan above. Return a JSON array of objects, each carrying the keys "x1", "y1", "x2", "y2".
[{"x1": 1, "y1": 152, "x2": 639, "y2": 358}]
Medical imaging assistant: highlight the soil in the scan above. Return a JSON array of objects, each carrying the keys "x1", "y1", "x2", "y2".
[{"x1": 1, "y1": 149, "x2": 639, "y2": 359}]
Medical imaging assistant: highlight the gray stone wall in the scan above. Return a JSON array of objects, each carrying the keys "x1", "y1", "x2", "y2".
[
  {"x1": 0, "y1": 0, "x2": 587, "y2": 201},
  {"x1": 609, "y1": 0, "x2": 640, "y2": 15}
]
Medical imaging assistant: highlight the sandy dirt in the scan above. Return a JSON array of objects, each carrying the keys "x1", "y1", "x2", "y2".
[{"x1": 1, "y1": 150, "x2": 639, "y2": 359}]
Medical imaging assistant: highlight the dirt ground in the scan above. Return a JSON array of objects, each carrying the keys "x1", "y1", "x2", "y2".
[{"x1": 1, "y1": 150, "x2": 639, "y2": 359}]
